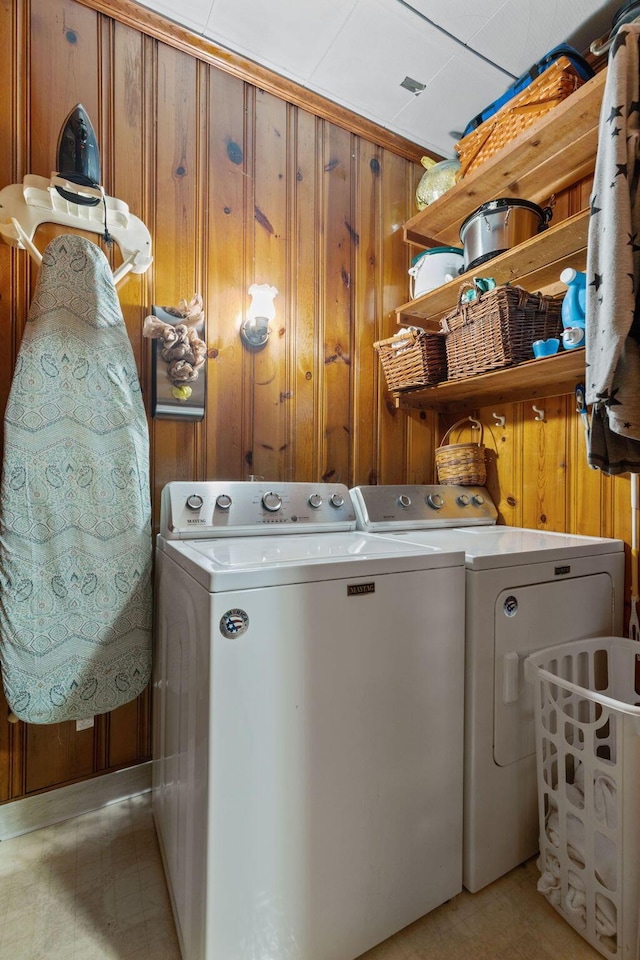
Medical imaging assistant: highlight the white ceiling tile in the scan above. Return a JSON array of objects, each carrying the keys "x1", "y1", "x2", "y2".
[
  {"x1": 469, "y1": 0, "x2": 619, "y2": 76},
  {"x1": 398, "y1": 0, "x2": 507, "y2": 46},
  {"x1": 135, "y1": 0, "x2": 215, "y2": 33},
  {"x1": 308, "y1": 0, "x2": 462, "y2": 127},
  {"x1": 391, "y1": 50, "x2": 509, "y2": 157},
  {"x1": 203, "y1": 0, "x2": 359, "y2": 81},
  {"x1": 130, "y1": 0, "x2": 623, "y2": 157}
]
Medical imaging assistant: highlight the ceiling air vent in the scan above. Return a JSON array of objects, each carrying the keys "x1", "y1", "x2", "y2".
[{"x1": 400, "y1": 76, "x2": 426, "y2": 95}]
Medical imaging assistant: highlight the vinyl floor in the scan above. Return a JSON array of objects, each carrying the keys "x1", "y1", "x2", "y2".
[{"x1": 0, "y1": 793, "x2": 603, "y2": 959}]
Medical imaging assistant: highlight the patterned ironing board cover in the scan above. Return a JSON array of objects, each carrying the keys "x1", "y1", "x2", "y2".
[{"x1": 0, "y1": 234, "x2": 152, "y2": 723}]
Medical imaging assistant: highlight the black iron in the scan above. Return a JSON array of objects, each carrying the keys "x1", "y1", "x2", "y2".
[{"x1": 55, "y1": 104, "x2": 102, "y2": 207}]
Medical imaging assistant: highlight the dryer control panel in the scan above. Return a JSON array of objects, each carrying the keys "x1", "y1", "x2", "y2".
[
  {"x1": 351, "y1": 484, "x2": 498, "y2": 531},
  {"x1": 161, "y1": 481, "x2": 357, "y2": 538}
]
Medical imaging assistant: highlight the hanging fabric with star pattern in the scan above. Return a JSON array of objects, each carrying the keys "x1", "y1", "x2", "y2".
[{"x1": 586, "y1": 22, "x2": 640, "y2": 474}]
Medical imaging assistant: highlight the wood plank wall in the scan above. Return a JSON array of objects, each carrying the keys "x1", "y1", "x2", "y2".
[
  {"x1": 0, "y1": 0, "x2": 432, "y2": 802},
  {"x1": 0, "y1": 0, "x2": 633, "y2": 807}
]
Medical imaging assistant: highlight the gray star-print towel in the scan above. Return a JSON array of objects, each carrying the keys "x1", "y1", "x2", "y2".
[
  {"x1": 0, "y1": 234, "x2": 152, "y2": 723},
  {"x1": 586, "y1": 23, "x2": 640, "y2": 473}
]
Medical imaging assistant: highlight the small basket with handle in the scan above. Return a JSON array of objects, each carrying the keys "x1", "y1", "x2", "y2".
[
  {"x1": 374, "y1": 328, "x2": 447, "y2": 391},
  {"x1": 435, "y1": 416, "x2": 486, "y2": 486},
  {"x1": 441, "y1": 281, "x2": 562, "y2": 380}
]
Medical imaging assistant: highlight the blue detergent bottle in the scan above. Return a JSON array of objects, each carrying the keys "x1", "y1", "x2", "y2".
[{"x1": 560, "y1": 267, "x2": 586, "y2": 349}]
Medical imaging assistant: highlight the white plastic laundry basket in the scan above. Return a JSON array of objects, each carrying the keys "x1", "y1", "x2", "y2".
[{"x1": 525, "y1": 637, "x2": 640, "y2": 959}]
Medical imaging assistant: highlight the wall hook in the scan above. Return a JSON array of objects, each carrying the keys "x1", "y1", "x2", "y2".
[
  {"x1": 492, "y1": 413, "x2": 506, "y2": 428},
  {"x1": 532, "y1": 405, "x2": 545, "y2": 421}
]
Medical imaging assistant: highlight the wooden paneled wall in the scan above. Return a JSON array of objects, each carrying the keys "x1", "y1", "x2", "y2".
[
  {"x1": 0, "y1": 0, "x2": 634, "y2": 806},
  {"x1": 0, "y1": 0, "x2": 432, "y2": 802}
]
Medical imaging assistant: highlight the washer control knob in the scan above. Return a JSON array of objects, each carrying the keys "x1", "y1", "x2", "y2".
[
  {"x1": 215, "y1": 494, "x2": 232, "y2": 511},
  {"x1": 308, "y1": 494, "x2": 323, "y2": 509},
  {"x1": 398, "y1": 494, "x2": 412, "y2": 508},
  {"x1": 186, "y1": 494, "x2": 204, "y2": 511},
  {"x1": 457, "y1": 494, "x2": 470, "y2": 507},
  {"x1": 472, "y1": 494, "x2": 485, "y2": 506},
  {"x1": 262, "y1": 491, "x2": 283, "y2": 512},
  {"x1": 426, "y1": 493, "x2": 444, "y2": 510},
  {"x1": 329, "y1": 493, "x2": 344, "y2": 508}
]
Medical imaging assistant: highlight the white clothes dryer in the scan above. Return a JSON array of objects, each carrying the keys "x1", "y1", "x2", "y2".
[
  {"x1": 350, "y1": 484, "x2": 625, "y2": 893},
  {"x1": 153, "y1": 481, "x2": 466, "y2": 960}
]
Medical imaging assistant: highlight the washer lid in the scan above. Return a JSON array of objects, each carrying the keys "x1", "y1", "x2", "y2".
[
  {"x1": 157, "y1": 531, "x2": 465, "y2": 591},
  {"x1": 374, "y1": 526, "x2": 624, "y2": 569}
]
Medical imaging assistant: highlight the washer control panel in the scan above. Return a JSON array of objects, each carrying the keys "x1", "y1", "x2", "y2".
[
  {"x1": 350, "y1": 484, "x2": 497, "y2": 531},
  {"x1": 161, "y1": 481, "x2": 357, "y2": 538}
]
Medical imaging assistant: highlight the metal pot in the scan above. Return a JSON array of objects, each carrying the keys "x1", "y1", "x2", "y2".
[{"x1": 459, "y1": 198, "x2": 552, "y2": 272}]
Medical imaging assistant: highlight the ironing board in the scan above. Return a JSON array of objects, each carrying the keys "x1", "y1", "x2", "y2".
[{"x1": 0, "y1": 234, "x2": 152, "y2": 723}]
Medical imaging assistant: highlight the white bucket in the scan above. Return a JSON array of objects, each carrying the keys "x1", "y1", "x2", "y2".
[{"x1": 409, "y1": 246, "x2": 464, "y2": 299}]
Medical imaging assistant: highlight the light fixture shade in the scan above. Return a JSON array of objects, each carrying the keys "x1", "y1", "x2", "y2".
[{"x1": 240, "y1": 283, "x2": 278, "y2": 349}]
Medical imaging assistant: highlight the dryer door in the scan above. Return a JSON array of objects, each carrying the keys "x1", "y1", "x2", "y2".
[{"x1": 493, "y1": 573, "x2": 614, "y2": 767}]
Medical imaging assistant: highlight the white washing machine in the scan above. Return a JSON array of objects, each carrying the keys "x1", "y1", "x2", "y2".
[
  {"x1": 153, "y1": 481, "x2": 466, "y2": 960},
  {"x1": 350, "y1": 484, "x2": 625, "y2": 894}
]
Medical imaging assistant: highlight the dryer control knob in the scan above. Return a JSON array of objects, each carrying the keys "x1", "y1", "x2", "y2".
[
  {"x1": 215, "y1": 494, "x2": 232, "y2": 510},
  {"x1": 398, "y1": 494, "x2": 412, "y2": 508},
  {"x1": 329, "y1": 493, "x2": 344, "y2": 508},
  {"x1": 426, "y1": 493, "x2": 444, "y2": 510},
  {"x1": 262, "y1": 491, "x2": 283, "y2": 512},
  {"x1": 472, "y1": 494, "x2": 485, "y2": 506},
  {"x1": 308, "y1": 494, "x2": 323, "y2": 509},
  {"x1": 457, "y1": 495, "x2": 470, "y2": 506},
  {"x1": 186, "y1": 494, "x2": 204, "y2": 511}
]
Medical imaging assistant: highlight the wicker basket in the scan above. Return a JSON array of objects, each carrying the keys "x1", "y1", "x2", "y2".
[
  {"x1": 374, "y1": 328, "x2": 447, "y2": 391},
  {"x1": 441, "y1": 282, "x2": 562, "y2": 381},
  {"x1": 435, "y1": 417, "x2": 486, "y2": 486},
  {"x1": 455, "y1": 56, "x2": 586, "y2": 178}
]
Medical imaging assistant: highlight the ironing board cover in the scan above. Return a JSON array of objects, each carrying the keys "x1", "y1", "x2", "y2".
[{"x1": 0, "y1": 234, "x2": 152, "y2": 723}]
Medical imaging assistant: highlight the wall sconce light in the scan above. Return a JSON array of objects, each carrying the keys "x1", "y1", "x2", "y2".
[{"x1": 240, "y1": 283, "x2": 277, "y2": 350}]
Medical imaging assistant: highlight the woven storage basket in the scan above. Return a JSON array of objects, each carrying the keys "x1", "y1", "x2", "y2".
[
  {"x1": 441, "y1": 282, "x2": 562, "y2": 381},
  {"x1": 455, "y1": 56, "x2": 586, "y2": 178},
  {"x1": 435, "y1": 417, "x2": 486, "y2": 486},
  {"x1": 374, "y1": 328, "x2": 447, "y2": 391}
]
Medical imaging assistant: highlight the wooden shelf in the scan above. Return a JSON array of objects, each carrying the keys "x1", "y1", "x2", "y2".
[
  {"x1": 390, "y1": 68, "x2": 604, "y2": 414},
  {"x1": 393, "y1": 349, "x2": 585, "y2": 412},
  {"x1": 397, "y1": 209, "x2": 589, "y2": 331},
  {"x1": 403, "y1": 69, "x2": 605, "y2": 249}
]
